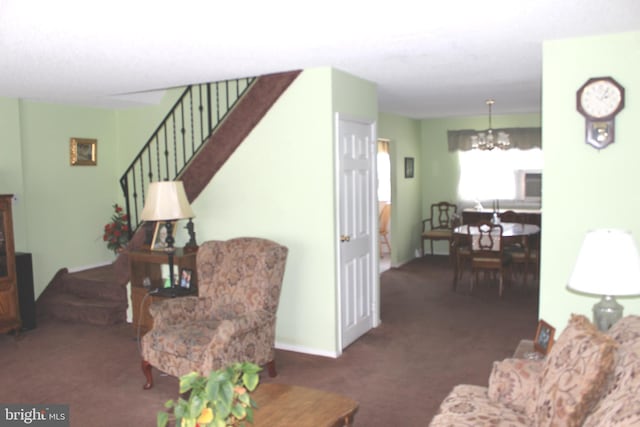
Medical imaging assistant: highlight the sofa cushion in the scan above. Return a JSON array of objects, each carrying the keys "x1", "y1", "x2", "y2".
[
  {"x1": 534, "y1": 314, "x2": 617, "y2": 427},
  {"x1": 429, "y1": 384, "x2": 531, "y2": 427},
  {"x1": 488, "y1": 358, "x2": 543, "y2": 417},
  {"x1": 607, "y1": 315, "x2": 640, "y2": 346},
  {"x1": 583, "y1": 338, "x2": 640, "y2": 426}
]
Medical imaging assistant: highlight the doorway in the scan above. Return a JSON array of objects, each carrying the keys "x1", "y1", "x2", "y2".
[{"x1": 377, "y1": 139, "x2": 391, "y2": 272}]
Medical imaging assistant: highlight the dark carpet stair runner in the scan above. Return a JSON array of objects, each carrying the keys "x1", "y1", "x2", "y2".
[{"x1": 36, "y1": 70, "x2": 301, "y2": 325}]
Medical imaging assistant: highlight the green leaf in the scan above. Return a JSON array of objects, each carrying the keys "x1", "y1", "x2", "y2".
[
  {"x1": 238, "y1": 391, "x2": 251, "y2": 405},
  {"x1": 231, "y1": 402, "x2": 247, "y2": 420},
  {"x1": 246, "y1": 407, "x2": 254, "y2": 423},
  {"x1": 188, "y1": 394, "x2": 206, "y2": 419},
  {"x1": 179, "y1": 371, "x2": 201, "y2": 393},
  {"x1": 156, "y1": 412, "x2": 169, "y2": 427},
  {"x1": 163, "y1": 399, "x2": 175, "y2": 409},
  {"x1": 242, "y1": 372, "x2": 259, "y2": 391}
]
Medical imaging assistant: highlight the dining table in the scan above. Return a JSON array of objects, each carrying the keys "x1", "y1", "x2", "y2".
[{"x1": 451, "y1": 221, "x2": 541, "y2": 290}]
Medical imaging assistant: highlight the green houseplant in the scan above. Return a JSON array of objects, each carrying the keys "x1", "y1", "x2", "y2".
[{"x1": 158, "y1": 362, "x2": 261, "y2": 427}]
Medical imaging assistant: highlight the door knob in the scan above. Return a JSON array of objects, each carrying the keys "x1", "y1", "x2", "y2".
[{"x1": 340, "y1": 235, "x2": 351, "y2": 242}]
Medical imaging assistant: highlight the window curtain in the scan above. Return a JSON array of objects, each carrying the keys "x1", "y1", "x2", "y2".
[
  {"x1": 377, "y1": 139, "x2": 389, "y2": 153},
  {"x1": 447, "y1": 127, "x2": 541, "y2": 152}
]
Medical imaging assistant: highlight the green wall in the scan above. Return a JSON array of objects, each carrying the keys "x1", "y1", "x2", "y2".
[
  {"x1": 177, "y1": 68, "x2": 377, "y2": 355},
  {"x1": 377, "y1": 113, "x2": 422, "y2": 265},
  {"x1": 0, "y1": 99, "x2": 27, "y2": 249},
  {"x1": 0, "y1": 68, "x2": 376, "y2": 356},
  {"x1": 418, "y1": 113, "x2": 541, "y2": 254},
  {"x1": 2, "y1": 101, "x2": 119, "y2": 294},
  {"x1": 540, "y1": 31, "x2": 640, "y2": 331}
]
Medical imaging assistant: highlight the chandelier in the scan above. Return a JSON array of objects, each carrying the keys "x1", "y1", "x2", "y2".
[{"x1": 471, "y1": 99, "x2": 511, "y2": 150}]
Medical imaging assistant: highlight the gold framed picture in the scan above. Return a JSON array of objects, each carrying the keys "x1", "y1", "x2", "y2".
[{"x1": 70, "y1": 137, "x2": 97, "y2": 166}]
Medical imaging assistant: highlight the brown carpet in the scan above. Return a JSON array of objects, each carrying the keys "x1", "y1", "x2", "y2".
[{"x1": 0, "y1": 255, "x2": 537, "y2": 426}]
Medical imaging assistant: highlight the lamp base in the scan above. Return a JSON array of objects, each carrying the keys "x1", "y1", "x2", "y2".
[{"x1": 593, "y1": 295, "x2": 624, "y2": 332}]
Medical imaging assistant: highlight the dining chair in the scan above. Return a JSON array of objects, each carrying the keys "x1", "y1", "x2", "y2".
[
  {"x1": 421, "y1": 202, "x2": 458, "y2": 256},
  {"x1": 499, "y1": 210, "x2": 538, "y2": 286},
  {"x1": 468, "y1": 221, "x2": 512, "y2": 297},
  {"x1": 499, "y1": 210, "x2": 523, "y2": 224},
  {"x1": 379, "y1": 203, "x2": 391, "y2": 258},
  {"x1": 451, "y1": 230, "x2": 471, "y2": 292}
]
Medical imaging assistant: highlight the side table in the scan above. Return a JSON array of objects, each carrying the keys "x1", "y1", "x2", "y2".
[
  {"x1": 513, "y1": 339, "x2": 544, "y2": 360},
  {"x1": 129, "y1": 248, "x2": 197, "y2": 336}
]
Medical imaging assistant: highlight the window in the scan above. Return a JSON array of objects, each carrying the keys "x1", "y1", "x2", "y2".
[{"x1": 457, "y1": 148, "x2": 543, "y2": 202}]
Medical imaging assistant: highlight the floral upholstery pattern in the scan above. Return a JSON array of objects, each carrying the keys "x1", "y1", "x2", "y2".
[
  {"x1": 582, "y1": 316, "x2": 640, "y2": 426},
  {"x1": 429, "y1": 384, "x2": 532, "y2": 426},
  {"x1": 488, "y1": 358, "x2": 543, "y2": 417},
  {"x1": 534, "y1": 314, "x2": 616, "y2": 427},
  {"x1": 431, "y1": 314, "x2": 638, "y2": 427},
  {"x1": 141, "y1": 237, "x2": 288, "y2": 379}
]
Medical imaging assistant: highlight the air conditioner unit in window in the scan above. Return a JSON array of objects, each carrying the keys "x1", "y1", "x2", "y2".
[{"x1": 515, "y1": 170, "x2": 542, "y2": 201}]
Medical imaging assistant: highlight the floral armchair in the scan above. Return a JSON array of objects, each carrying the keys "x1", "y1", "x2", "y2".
[{"x1": 141, "y1": 237, "x2": 288, "y2": 389}]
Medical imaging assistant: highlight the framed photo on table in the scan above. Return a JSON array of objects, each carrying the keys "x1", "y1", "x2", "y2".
[
  {"x1": 150, "y1": 221, "x2": 177, "y2": 251},
  {"x1": 534, "y1": 319, "x2": 555, "y2": 355},
  {"x1": 178, "y1": 268, "x2": 193, "y2": 289}
]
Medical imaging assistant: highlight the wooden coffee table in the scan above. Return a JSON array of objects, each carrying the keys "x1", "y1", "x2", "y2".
[{"x1": 251, "y1": 383, "x2": 358, "y2": 427}]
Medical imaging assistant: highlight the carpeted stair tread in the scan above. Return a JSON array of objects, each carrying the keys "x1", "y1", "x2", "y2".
[
  {"x1": 43, "y1": 292, "x2": 126, "y2": 326},
  {"x1": 38, "y1": 253, "x2": 133, "y2": 326},
  {"x1": 62, "y1": 265, "x2": 126, "y2": 302}
]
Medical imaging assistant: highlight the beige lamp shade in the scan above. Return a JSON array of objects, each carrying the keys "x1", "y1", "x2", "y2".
[
  {"x1": 140, "y1": 181, "x2": 195, "y2": 221},
  {"x1": 567, "y1": 229, "x2": 640, "y2": 296}
]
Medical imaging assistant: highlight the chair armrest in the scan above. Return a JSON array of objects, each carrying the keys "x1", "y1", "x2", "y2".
[
  {"x1": 488, "y1": 357, "x2": 543, "y2": 417},
  {"x1": 215, "y1": 309, "x2": 273, "y2": 335},
  {"x1": 149, "y1": 296, "x2": 215, "y2": 328},
  {"x1": 204, "y1": 310, "x2": 273, "y2": 352}
]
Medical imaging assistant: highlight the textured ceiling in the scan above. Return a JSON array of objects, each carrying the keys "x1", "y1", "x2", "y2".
[{"x1": 1, "y1": 0, "x2": 639, "y2": 118}]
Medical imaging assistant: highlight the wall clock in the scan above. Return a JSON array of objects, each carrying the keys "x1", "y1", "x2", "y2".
[{"x1": 576, "y1": 76, "x2": 625, "y2": 150}]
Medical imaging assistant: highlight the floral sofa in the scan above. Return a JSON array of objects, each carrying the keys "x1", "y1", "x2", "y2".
[{"x1": 429, "y1": 314, "x2": 640, "y2": 426}]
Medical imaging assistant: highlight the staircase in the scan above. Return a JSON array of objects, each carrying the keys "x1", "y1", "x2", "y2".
[{"x1": 37, "y1": 70, "x2": 302, "y2": 325}]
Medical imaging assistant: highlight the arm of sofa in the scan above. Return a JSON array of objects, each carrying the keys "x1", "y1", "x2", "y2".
[{"x1": 488, "y1": 357, "x2": 544, "y2": 417}]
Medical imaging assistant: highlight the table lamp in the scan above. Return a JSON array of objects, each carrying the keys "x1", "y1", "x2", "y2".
[
  {"x1": 567, "y1": 229, "x2": 640, "y2": 331},
  {"x1": 140, "y1": 181, "x2": 195, "y2": 286}
]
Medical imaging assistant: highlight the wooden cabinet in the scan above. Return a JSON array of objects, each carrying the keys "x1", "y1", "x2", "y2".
[
  {"x1": 0, "y1": 195, "x2": 21, "y2": 334},
  {"x1": 129, "y1": 248, "x2": 197, "y2": 335}
]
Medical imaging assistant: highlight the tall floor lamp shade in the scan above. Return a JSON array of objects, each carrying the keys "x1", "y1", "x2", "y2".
[
  {"x1": 140, "y1": 181, "x2": 194, "y2": 286},
  {"x1": 567, "y1": 229, "x2": 640, "y2": 331}
]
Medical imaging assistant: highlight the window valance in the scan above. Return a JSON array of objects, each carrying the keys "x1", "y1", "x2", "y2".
[{"x1": 447, "y1": 127, "x2": 541, "y2": 152}]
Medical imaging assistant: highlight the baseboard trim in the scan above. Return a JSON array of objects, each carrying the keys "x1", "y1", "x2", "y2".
[{"x1": 275, "y1": 341, "x2": 339, "y2": 359}]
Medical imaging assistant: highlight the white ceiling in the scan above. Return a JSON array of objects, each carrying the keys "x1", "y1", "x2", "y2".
[{"x1": 1, "y1": 0, "x2": 639, "y2": 118}]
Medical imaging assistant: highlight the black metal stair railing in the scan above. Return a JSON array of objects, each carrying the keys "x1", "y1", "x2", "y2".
[{"x1": 119, "y1": 77, "x2": 255, "y2": 235}]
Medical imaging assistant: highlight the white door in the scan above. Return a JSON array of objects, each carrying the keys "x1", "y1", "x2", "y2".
[{"x1": 336, "y1": 114, "x2": 379, "y2": 351}]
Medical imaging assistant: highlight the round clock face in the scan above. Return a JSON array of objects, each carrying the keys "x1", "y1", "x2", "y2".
[{"x1": 579, "y1": 79, "x2": 623, "y2": 119}]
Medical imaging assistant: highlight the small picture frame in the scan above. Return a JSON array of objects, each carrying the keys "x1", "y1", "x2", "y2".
[
  {"x1": 150, "y1": 221, "x2": 177, "y2": 251},
  {"x1": 404, "y1": 157, "x2": 414, "y2": 178},
  {"x1": 70, "y1": 138, "x2": 97, "y2": 166},
  {"x1": 178, "y1": 268, "x2": 193, "y2": 289},
  {"x1": 534, "y1": 319, "x2": 555, "y2": 355}
]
